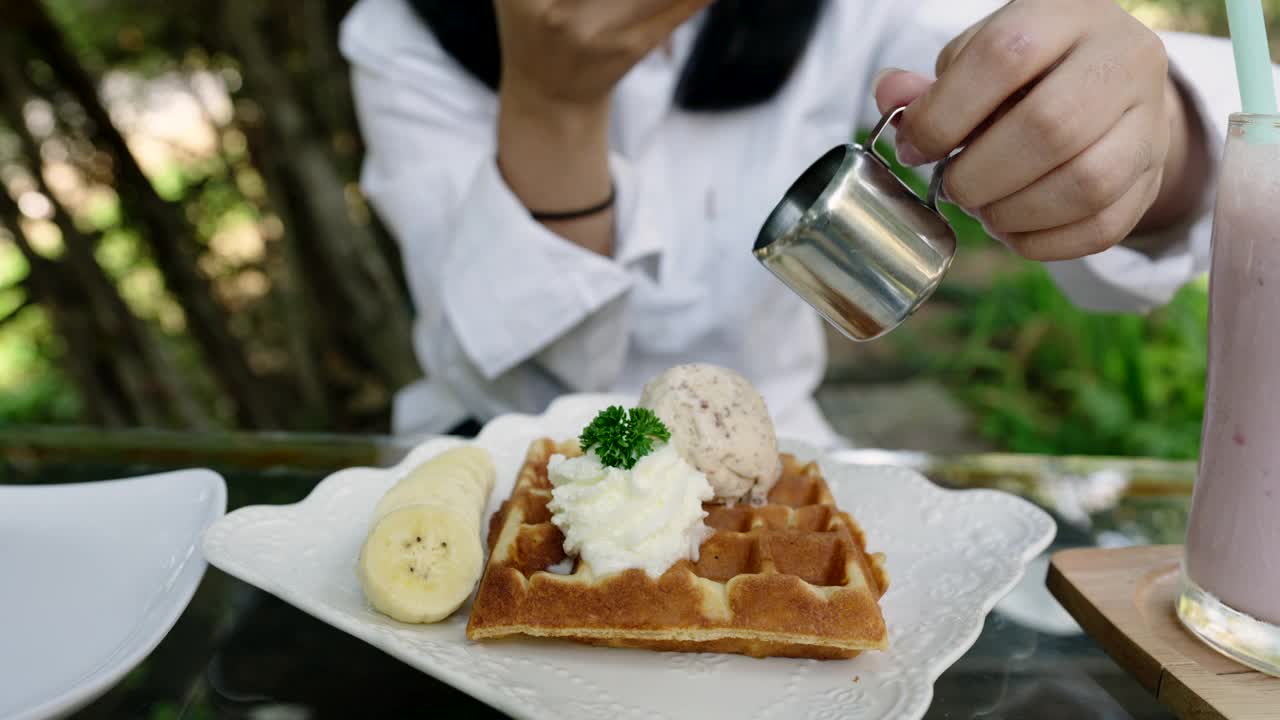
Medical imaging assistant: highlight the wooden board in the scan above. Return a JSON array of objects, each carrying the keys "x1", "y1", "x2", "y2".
[{"x1": 1047, "y1": 546, "x2": 1280, "y2": 720}]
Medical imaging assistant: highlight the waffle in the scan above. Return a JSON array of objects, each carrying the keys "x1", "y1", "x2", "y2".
[{"x1": 466, "y1": 438, "x2": 889, "y2": 659}]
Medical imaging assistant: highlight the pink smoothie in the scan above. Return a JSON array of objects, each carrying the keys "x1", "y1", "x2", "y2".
[{"x1": 1184, "y1": 127, "x2": 1280, "y2": 626}]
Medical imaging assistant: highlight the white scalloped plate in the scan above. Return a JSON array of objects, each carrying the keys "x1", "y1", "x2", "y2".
[{"x1": 203, "y1": 394, "x2": 1055, "y2": 720}]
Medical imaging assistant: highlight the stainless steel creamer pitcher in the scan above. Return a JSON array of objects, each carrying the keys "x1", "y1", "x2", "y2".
[{"x1": 754, "y1": 107, "x2": 956, "y2": 342}]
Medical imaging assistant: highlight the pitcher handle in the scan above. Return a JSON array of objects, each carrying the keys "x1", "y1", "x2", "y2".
[{"x1": 866, "y1": 106, "x2": 951, "y2": 214}]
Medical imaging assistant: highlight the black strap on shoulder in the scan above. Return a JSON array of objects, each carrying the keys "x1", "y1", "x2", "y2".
[
  {"x1": 674, "y1": 0, "x2": 825, "y2": 111},
  {"x1": 405, "y1": 0, "x2": 502, "y2": 91},
  {"x1": 402, "y1": 0, "x2": 826, "y2": 112}
]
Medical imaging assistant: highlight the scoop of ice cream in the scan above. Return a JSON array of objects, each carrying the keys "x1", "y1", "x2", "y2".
[{"x1": 638, "y1": 364, "x2": 781, "y2": 503}]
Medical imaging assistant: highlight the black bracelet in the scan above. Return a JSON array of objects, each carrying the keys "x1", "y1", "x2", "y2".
[{"x1": 529, "y1": 183, "x2": 616, "y2": 221}]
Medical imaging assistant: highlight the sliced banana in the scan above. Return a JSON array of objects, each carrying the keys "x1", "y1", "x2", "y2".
[
  {"x1": 358, "y1": 504, "x2": 484, "y2": 623},
  {"x1": 358, "y1": 445, "x2": 496, "y2": 624},
  {"x1": 373, "y1": 446, "x2": 495, "y2": 522},
  {"x1": 374, "y1": 472, "x2": 486, "y2": 526}
]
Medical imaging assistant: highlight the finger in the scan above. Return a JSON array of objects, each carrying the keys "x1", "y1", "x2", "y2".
[
  {"x1": 934, "y1": 18, "x2": 984, "y2": 76},
  {"x1": 900, "y1": 0, "x2": 1084, "y2": 161},
  {"x1": 1002, "y1": 171, "x2": 1161, "y2": 261},
  {"x1": 932, "y1": 5, "x2": 1037, "y2": 131},
  {"x1": 873, "y1": 69, "x2": 934, "y2": 115},
  {"x1": 941, "y1": 34, "x2": 1153, "y2": 210},
  {"x1": 979, "y1": 107, "x2": 1159, "y2": 234}
]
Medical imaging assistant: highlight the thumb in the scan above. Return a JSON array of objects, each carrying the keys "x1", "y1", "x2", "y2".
[{"x1": 872, "y1": 68, "x2": 934, "y2": 116}]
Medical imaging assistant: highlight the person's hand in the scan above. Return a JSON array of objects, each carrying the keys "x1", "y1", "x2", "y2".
[
  {"x1": 495, "y1": 0, "x2": 712, "y2": 109},
  {"x1": 874, "y1": 0, "x2": 1205, "y2": 261},
  {"x1": 493, "y1": 0, "x2": 709, "y2": 256}
]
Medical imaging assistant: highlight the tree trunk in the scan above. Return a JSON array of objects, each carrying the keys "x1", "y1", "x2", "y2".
[
  {"x1": 10, "y1": 1, "x2": 282, "y2": 428},
  {"x1": 0, "y1": 199, "x2": 127, "y2": 426},
  {"x1": 220, "y1": 0, "x2": 421, "y2": 391},
  {"x1": 0, "y1": 0, "x2": 420, "y2": 433},
  {"x1": 0, "y1": 56, "x2": 213, "y2": 429}
]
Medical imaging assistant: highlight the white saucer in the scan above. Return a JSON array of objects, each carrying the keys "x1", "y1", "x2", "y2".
[{"x1": 0, "y1": 470, "x2": 226, "y2": 720}]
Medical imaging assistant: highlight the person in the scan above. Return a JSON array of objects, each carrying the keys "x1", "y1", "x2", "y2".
[{"x1": 338, "y1": 0, "x2": 1258, "y2": 445}]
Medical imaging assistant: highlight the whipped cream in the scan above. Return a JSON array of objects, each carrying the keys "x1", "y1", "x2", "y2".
[{"x1": 547, "y1": 443, "x2": 714, "y2": 578}]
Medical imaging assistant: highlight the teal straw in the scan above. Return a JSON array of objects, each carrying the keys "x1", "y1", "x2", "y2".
[{"x1": 1225, "y1": 0, "x2": 1278, "y2": 114}]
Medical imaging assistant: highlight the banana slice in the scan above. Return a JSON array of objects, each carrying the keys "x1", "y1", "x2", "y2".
[
  {"x1": 374, "y1": 473, "x2": 486, "y2": 526},
  {"x1": 373, "y1": 447, "x2": 495, "y2": 522},
  {"x1": 358, "y1": 503, "x2": 484, "y2": 623},
  {"x1": 359, "y1": 446, "x2": 496, "y2": 624}
]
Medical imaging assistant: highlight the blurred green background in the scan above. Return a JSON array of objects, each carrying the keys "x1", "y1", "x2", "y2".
[{"x1": 0, "y1": 0, "x2": 1269, "y2": 456}]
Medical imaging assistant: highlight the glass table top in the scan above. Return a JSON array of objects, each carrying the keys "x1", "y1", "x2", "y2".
[{"x1": 0, "y1": 427, "x2": 1196, "y2": 719}]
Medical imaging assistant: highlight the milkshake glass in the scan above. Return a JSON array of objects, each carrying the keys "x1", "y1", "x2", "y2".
[{"x1": 1179, "y1": 113, "x2": 1280, "y2": 676}]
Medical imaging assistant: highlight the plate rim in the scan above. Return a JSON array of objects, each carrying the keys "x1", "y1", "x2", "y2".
[{"x1": 2, "y1": 468, "x2": 227, "y2": 720}]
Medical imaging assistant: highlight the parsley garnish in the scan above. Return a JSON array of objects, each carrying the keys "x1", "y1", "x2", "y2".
[{"x1": 579, "y1": 406, "x2": 671, "y2": 470}]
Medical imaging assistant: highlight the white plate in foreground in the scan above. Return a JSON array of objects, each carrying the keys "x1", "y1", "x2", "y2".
[
  {"x1": 0, "y1": 469, "x2": 226, "y2": 720},
  {"x1": 203, "y1": 394, "x2": 1055, "y2": 720}
]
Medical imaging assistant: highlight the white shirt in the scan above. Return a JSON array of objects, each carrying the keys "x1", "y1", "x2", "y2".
[{"x1": 339, "y1": 0, "x2": 1247, "y2": 445}]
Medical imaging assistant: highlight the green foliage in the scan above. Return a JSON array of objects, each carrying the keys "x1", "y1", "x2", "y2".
[
  {"x1": 0, "y1": 240, "x2": 26, "y2": 288},
  {"x1": 1124, "y1": 0, "x2": 1280, "y2": 33},
  {"x1": 0, "y1": 374, "x2": 79, "y2": 424},
  {"x1": 44, "y1": 0, "x2": 192, "y2": 74},
  {"x1": 579, "y1": 406, "x2": 672, "y2": 470},
  {"x1": 0, "y1": 305, "x2": 79, "y2": 425},
  {"x1": 933, "y1": 269, "x2": 1208, "y2": 459}
]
